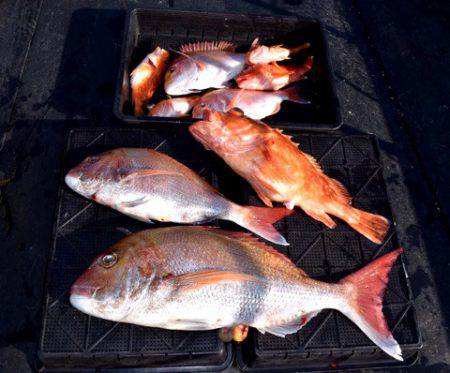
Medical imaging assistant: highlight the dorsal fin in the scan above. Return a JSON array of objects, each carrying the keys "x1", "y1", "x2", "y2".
[
  {"x1": 274, "y1": 128, "x2": 296, "y2": 142},
  {"x1": 304, "y1": 153, "x2": 323, "y2": 173},
  {"x1": 180, "y1": 41, "x2": 236, "y2": 54},
  {"x1": 328, "y1": 178, "x2": 352, "y2": 205},
  {"x1": 302, "y1": 153, "x2": 351, "y2": 205}
]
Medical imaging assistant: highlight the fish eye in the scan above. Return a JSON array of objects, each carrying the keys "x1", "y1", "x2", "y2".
[
  {"x1": 87, "y1": 156, "x2": 99, "y2": 164},
  {"x1": 101, "y1": 253, "x2": 118, "y2": 268},
  {"x1": 200, "y1": 102, "x2": 206, "y2": 107},
  {"x1": 169, "y1": 66, "x2": 176, "y2": 73}
]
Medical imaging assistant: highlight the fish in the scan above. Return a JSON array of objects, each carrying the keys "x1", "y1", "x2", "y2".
[
  {"x1": 70, "y1": 225, "x2": 404, "y2": 361},
  {"x1": 65, "y1": 148, "x2": 292, "y2": 245},
  {"x1": 236, "y1": 56, "x2": 314, "y2": 91},
  {"x1": 246, "y1": 39, "x2": 311, "y2": 65},
  {"x1": 164, "y1": 41, "x2": 246, "y2": 96},
  {"x1": 189, "y1": 110, "x2": 390, "y2": 244},
  {"x1": 192, "y1": 87, "x2": 309, "y2": 120},
  {"x1": 148, "y1": 96, "x2": 200, "y2": 117},
  {"x1": 130, "y1": 47, "x2": 170, "y2": 116}
]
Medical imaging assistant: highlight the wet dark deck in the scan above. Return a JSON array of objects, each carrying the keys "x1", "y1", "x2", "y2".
[{"x1": 0, "y1": 0, "x2": 449, "y2": 371}]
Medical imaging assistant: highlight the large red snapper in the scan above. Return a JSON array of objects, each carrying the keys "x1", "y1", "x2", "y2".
[
  {"x1": 189, "y1": 110, "x2": 390, "y2": 244},
  {"x1": 70, "y1": 226, "x2": 404, "y2": 361},
  {"x1": 65, "y1": 148, "x2": 291, "y2": 245}
]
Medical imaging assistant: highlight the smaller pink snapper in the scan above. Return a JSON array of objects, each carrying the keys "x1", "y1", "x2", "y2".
[
  {"x1": 164, "y1": 41, "x2": 246, "y2": 96},
  {"x1": 192, "y1": 87, "x2": 309, "y2": 120},
  {"x1": 65, "y1": 148, "x2": 292, "y2": 245}
]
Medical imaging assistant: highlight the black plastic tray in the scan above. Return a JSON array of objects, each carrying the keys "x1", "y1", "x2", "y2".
[
  {"x1": 39, "y1": 128, "x2": 420, "y2": 371},
  {"x1": 234, "y1": 134, "x2": 422, "y2": 371},
  {"x1": 113, "y1": 9, "x2": 342, "y2": 130}
]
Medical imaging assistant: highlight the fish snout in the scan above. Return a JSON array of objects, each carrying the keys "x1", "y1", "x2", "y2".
[{"x1": 65, "y1": 171, "x2": 81, "y2": 191}]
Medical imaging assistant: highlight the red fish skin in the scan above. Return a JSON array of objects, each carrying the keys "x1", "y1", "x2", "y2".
[
  {"x1": 189, "y1": 111, "x2": 389, "y2": 244},
  {"x1": 237, "y1": 56, "x2": 313, "y2": 91},
  {"x1": 131, "y1": 47, "x2": 170, "y2": 116}
]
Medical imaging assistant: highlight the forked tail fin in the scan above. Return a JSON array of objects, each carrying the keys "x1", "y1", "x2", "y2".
[
  {"x1": 338, "y1": 248, "x2": 403, "y2": 361},
  {"x1": 279, "y1": 86, "x2": 310, "y2": 105},
  {"x1": 225, "y1": 205, "x2": 293, "y2": 246},
  {"x1": 289, "y1": 42, "x2": 311, "y2": 55}
]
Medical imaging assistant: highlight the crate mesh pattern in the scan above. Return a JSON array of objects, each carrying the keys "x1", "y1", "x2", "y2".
[{"x1": 40, "y1": 129, "x2": 419, "y2": 370}]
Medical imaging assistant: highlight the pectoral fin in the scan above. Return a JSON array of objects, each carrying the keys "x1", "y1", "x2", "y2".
[
  {"x1": 168, "y1": 270, "x2": 260, "y2": 291},
  {"x1": 249, "y1": 182, "x2": 273, "y2": 207},
  {"x1": 121, "y1": 169, "x2": 184, "y2": 180},
  {"x1": 120, "y1": 196, "x2": 150, "y2": 208}
]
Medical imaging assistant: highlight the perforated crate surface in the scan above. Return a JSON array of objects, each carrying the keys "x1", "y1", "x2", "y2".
[
  {"x1": 114, "y1": 9, "x2": 341, "y2": 130},
  {"x1": 40, "y1": 128, "x2": 420, "y2": 371}
]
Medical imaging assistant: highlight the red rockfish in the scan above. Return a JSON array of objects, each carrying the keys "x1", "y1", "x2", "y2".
[
  {"x1": 190, "y1": 110, "x2": 390, "y2": 244},
  {"x1": 130, "y1": 47, "x2": 170, "y2": 116}
]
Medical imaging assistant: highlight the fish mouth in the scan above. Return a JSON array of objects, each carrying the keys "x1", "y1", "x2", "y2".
[
  {"x1": 70, "y1": 294, "x2": 94, "y2": 315},
  {"x1": 71, "y1": 283, "x2": 100, "y2": 298},
  {"x1": 188, "y1": 122, "x2": 210, "y2": 145},
  {"x1": 65, "y1": 172, "x2": 80, "y2": 192}
]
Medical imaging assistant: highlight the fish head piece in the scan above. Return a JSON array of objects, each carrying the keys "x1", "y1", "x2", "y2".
[
  {"x1": 190, "y1": 109, "x2": 267, "y2": 154},
  {"x1": 247, "y1": 44, "x2": 290, "y2": 64},
  {"x1": 65, "y1": 149, "x2": 128, "y2": 199},
  {"x1": 131, "y1": 48, "x2": 169, "y2": 87},
  {"x1": 164, "y1": 56, "x2": 199, "y2": 96},
  {"x1": 147, "y1": 47, "x2": 170, "y2": 67},
  {"x1": 191, "y1": 92, "x2": 228, "y2": 119},
  {"x1": 70, "y1": 238, "x2": 157, "y2": 321}
]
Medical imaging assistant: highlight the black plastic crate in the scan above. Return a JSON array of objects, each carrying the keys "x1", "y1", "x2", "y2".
[
  {"x1": 39, "y1": 128, "x2": 420, "y2": 371},
  {"x1": 39, "y1": 128, "x2": 232, "y2": 371},
  {"x1": 234, "y1": 135, "x2": 422, "y2": 371},
  {"x1": 114, "y1": 9, "x2": 342, "y2": 130}
]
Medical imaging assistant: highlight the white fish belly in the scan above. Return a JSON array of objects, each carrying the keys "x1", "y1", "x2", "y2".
[{"x1": 242, "y1": 96, "x2": 283, "y2": 120}]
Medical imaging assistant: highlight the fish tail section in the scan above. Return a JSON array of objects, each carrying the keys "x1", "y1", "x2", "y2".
[
  {"x1": 226, "y1": 205, "x2": 293, "y2": 246},
  {"x1": 289, "y1": 56, "x2": 314, "y2": 83},
  {"x1": 280, "y1": 86, "x2": 310, "y2": 105},
  {"x1": 330, "y1": 203, "x2": 390, "y2": 244},
  {"x1": 289, "y1": 42, "x2": 311, "y2": 55},
  {"x1": 337, "y1": 249, "x2": 403, "y2": 361},
  {"x1": 134, "y1": 102, "x2": 144, "y2": 116}
]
